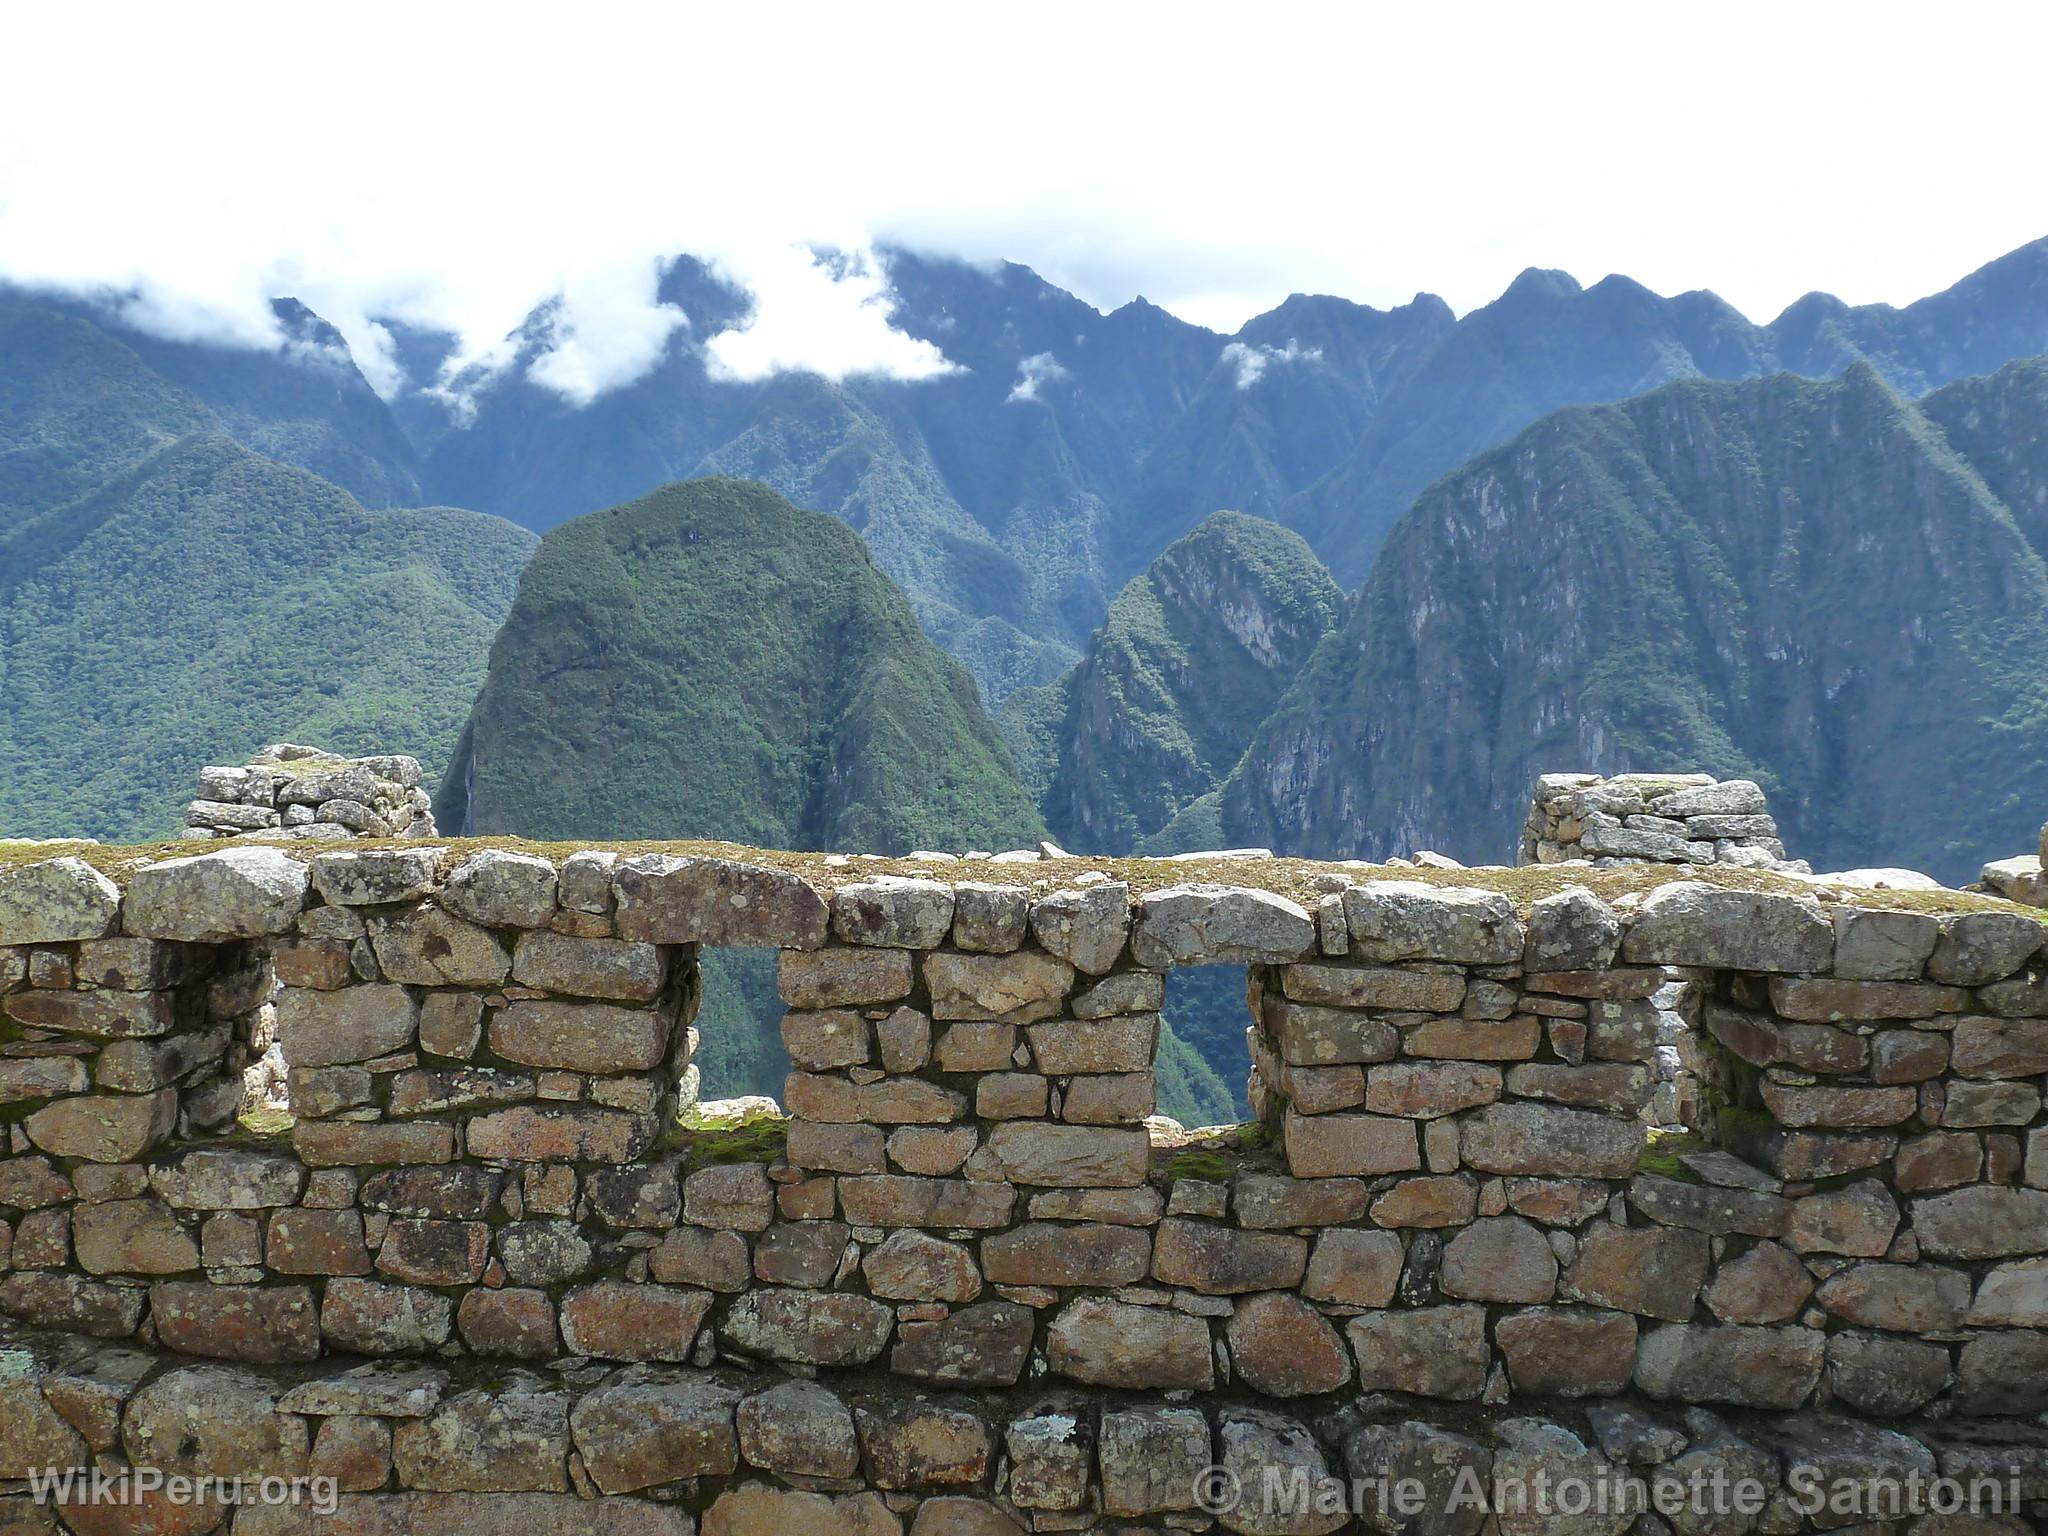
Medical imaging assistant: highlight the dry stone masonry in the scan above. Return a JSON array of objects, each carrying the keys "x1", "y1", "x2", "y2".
[
  {"x1": 1974, "y1": 820, "x2": 2048, "y2": 910},
  {"x1": 1521, "y1": 772, "x2": 1809, "y2": 873},
  {"x1": 2, "y1": 840, "x2": 2047, "y2": 1530},
  {"x1": 185, "y1": 744, "x2": 437, "y2": 842}
]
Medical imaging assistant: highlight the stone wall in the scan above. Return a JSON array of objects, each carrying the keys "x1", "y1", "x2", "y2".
[
  {"x1": 3, "y1": 843, "x2": 2047, "y2": 1529},
  {"x1": 186, "y1": 745, "x2": 436, "y2": 842},
  {"x1": 1521, "y1": 772, "x2": 1807, "y2": 873}
]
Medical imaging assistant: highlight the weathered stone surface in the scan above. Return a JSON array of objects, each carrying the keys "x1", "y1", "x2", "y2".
[
  {"x1": 1233, "y1": 1173, "x2": 1369, "y2": 1228},
  {"x1": 1954, "y1": 1332, "x2": 2048, "y2": 1414},
  {"x1": 1366, "y1": 1061, "x2": 1501, "y2": 1118},
  {"x1": 1047, "y1": 1297, "x2": 1214, "y2": 1388},
  {"x1": 1215, "y1": 1407, "x2": 1349, "y2": 1536},
  {"x1": 982, "y1": 1222, "x2": 1151, "y2": 1286},
  {"x1": 1344, "y1": 1422, "x2": 1491, "y2": 1536},
  {"x1": 681, "y1": 1163, "x2": 774, "y2": 1231},
  {"x1": 0, "y1": 1272, "x2": 143, "y2": 1336},
  {"x1": 1458, "y1": 1101, "x2": 1644, "y2": 1178},
  {"x1": 124, "y1": 1364, "x2": 309, "y2": 1478},
  {"x1": 1951, "y1": 1015, "x2": 2048, "y2": 1078},
  {"x1": 1832, "y1": 906, "x2": 1940, "y2": 980},
  {"x1": 1914, "y1": 1186, "x2": 2048, "y2": 1258},
  {"x1": 785, "y1": 1072, "x2": 966, "y2": 1125},
  {"x1": 0, "y1": 1054, "x2": 88, "y2": 1100},
  {"x1": 1301, "y1": 1228, "x2": 1402, "y2": 1306},
  {"x1": 456, "y1": 1291, "x2": 558, "y2": 1359},
  {"x1": 510, "y1": 930, "x2": 665, "y2": 1002},
  {"x1": 778, "y1": 946, "x2": 914, "y2": 1008},
  {"x1": 5, "y1": 986, "x2": 173, "y2": 1038},
  {"x1": 376, "y1": 1218, "x2": 488, "y2": 1285},
  {"x1": 369, "y1": 907, "x2": 511, "y2": 986},
  {"x1": 1005, "y1": 1398, "x2": 1092, "y2": 1511},
  {"x1": 924, "y1": 950, "x2": 1075, "y2": 1024},
  {"x1": 737, "y1": 1377, "x2": 860, "y2": 1478},
  {"x1": 1260, "y1": 1005, "x2": 1393, "y2": 1074},
  {"x1": 483, "y1": 1003, "x2": 667, "y2": 1073},
  {"x1": 1440, "y1": 1216, "x2": 1557, "y2": 1303},
  {"x1": 70, "y1": 1198, "x2": 198, "y2": 1274},
  {"x1": 1563, "y1": 1222, "x2": 1707, "y2": 1323},
  {"x1": 701, "y1": 1486, "x2": 894, "y2": 1536},
  {"x1": 1227, "y1": 1292, "x2": 1350, "y2": 1396},
  {"x1": 468, "y1": 1104, "x2": 657, "y2": 1162},
  {"x1": 568, "y1": 1365, "x2": 741, "y2": 1493},
  {"x1": 125, "y1": 846, "x2": 309, "y2": 939},
  {"x1": 1523, "y1": 885, "x2": 1622, "y2": 972},
  {"x1": 392, "y1": 1381, "x2": 570, "y2": 1492},
  {"x1": 1757, "y1": 1078, "x2": 1916, "y2": 1128},
  {"x1": 1928, "y1": 911, "x2": 2046, "y2": 985},
  {"x1": 1628, "y1": 1174, "x2": 1790, "y2": 1237},
  {"x1": 1071, "y1": 969, "x2": 1165, "y2": 1019},
  {"x1": 1029, "y1": 882, "x2": 1130, "y2": 973},
  {"x1": 833, "y1": 876, "x2": 955, "y2": 948},
  {"x1": 1152, "y1": 1218, "x2": 1306, "y2": 1293},
  {"x1": 556, "y1": 1281, "x2": 710, "y2": 1362},
  {"x1": 1825, "y1": 1332, "x2": 1952, "y2": 1415},
  {"x1": 1343, "y1": 881, "x2": 1523, "y2": 964},
  {"x1": 151, "y1": 1280, "x2": 319, "y2": 1362},
  {"x1": 277, "y1": 983, "x2": 419, "y2": 1066},
  {"x1": 839, "y1": 1175, "x2": 1014, "y2": 1229},
  {"x1": 863, "y1": 1229, "x2": 982, "y2": 1301},
  {"x1": 1787, "y1": 1180, "x2": 1899, "y2": 1257},
  {"x1": 855, "y1": 1397, "x2": 992, "y2": 1490},
  {"x1": 0, "y1": 857, "x2": 120, "y2": 943},
  {"x1": 1969, "y1": 1257, "x2": 2048, "y2": 1326},
  {"x1": 1282, "y1": 1109, "x2": 1419, "y2": 1178},
  {"x1": 614, "y1": 854, "x2": 828, "y2": 948},
  {"x1": 719, "y1": 1288, "x2": 893, "y2": 1366},
  {"x1": 1349, "y1": 1306, "x2": 1488, "y2": 1400},
  {"x1": 359, "y1": 1166, "x2": 501, "y2": 1219},
  {"x1": 1766, "y1": 976, "x2": 1968, "y2": 1023},
  {"x1": 1705, "y1": 1240, "x2": 1814, "y2": 1324},
  {"x1": 1132, "y1": 884, "x2": 1315, "y2": 967},
  {"x1": 891, "y1": 1300, "x2": 1034, "y2": 1386},
  {"x1": 278, "y1": 1363, "x2": 449, "y2": 1418},
  {"x1": 1620, "y1": 882, "x2": 1832, "y2": 972},
  {"x1": 950, "y1": 882, "x2": 1030, "y2": 953},
  {"x1": 311, "y1": 847, "x2": 443, "y2": 906},
  {"x1": 981, "y1": 1121, "x2": 1148, "y2": 1186},
  {"x1": 1099, "y1": 1405, "x2": 1210, "y2": 1516},
  {"x1": 1633, "y1": 1324, "x2": 1824, "y2": 1409},
  {"x1": 0, "y1": 1365, "x2": 89, "y2": 1477},
  {"x1": 442, "y1": 849, "x2": 558, "y2": 928},
  {"x1": 1496, "y1": 1308, "x2": 1637, "y2": 1398},
  {"x1": 1277, "y1": 963, "x2": 1465, "y2": 1012},
  {"x1": 25, "y1": 1088, "x2": 176, "y2": 1163},
  {"x1": 321, "y1": 1278, "x2": 455, "y2": 1354},
  {"x1": 781, "y1": 1008, "x2": 870, "y2": 1069},
  {"x1": 1026, "y1": 1014, "x2": 1157, "y2": 1074},
  {"x1": 295, "y1": 1119, "x2": 458, "y2": 1167},
  {"x1": 649, "y1": 1228, "x2": 752, "y2": 1292}
]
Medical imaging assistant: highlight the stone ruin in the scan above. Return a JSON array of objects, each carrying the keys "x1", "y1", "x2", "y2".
[
  {"x1": 1976, "y1": 820, "x2": 2048, "y2": 910},
  {"x1": 0, "y1": 831, "x2": 2046, "y2": 1531},
  {"x1": 185, "y1": 743, "x2": 437, "y2": 842},
  {"x1": 1521, "y1": 771, "x2": 1808, "y2": 874}
]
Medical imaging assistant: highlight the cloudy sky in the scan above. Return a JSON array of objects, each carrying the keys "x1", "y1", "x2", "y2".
[{"x1": 3, "y1": 1, "x2": 2042, "y2": 403}]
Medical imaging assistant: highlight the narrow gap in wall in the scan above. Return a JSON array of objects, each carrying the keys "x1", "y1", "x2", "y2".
[
  {"x1": 690, "y1": 947, "x2": 790, "y2": 1109},
  {"x1": 1160, "y1": 963, "x2": 1250, "y2": 1128}
]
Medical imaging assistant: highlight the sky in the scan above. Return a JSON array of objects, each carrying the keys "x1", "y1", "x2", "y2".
[{"x1": 2, "y1": 1, "x2": 2043, "y2": 404}]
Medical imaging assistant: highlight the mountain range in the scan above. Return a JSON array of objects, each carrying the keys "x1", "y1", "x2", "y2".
[{"x1": 7, "y1": 236, "x2": 2048, "y2": 1112}]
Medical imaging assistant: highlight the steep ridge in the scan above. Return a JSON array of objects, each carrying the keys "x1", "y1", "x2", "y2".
[
  {"x1": 437, "y1": 476, "x2": 1045, "y2": 853},
  {"x1": 0, "y1": 434, "x2": 533, "y2": 839},
  {"x1": 1024, "y1": 510, "x2": 1344, "y2": 854},
  {"x1": 0, "y1": 285, "x2": 423, "y2": 509},
  {"x1": 1219, "y1": 362, "x2": 2048, "y2": 882},
  {"x1": 1285, "y1": 238, "x2": 2048, "y2": 583}
]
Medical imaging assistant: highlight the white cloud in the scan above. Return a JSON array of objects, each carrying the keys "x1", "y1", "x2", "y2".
[
  {"x1": 1220, "y1": 339, "x2": 1322, "y2": 390},
  {"x1": 0, "y1": 2, "x2": 2041, "y2": 411},
  {"x1": 1006, "y1": 352, "x2": 1071, "y2": 403},
  {"x1": 701, "y1": 246, "x2": 956, "y2": 384}
]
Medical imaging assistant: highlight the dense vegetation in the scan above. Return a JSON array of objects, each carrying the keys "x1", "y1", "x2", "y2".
[
  {"x1": 1218, "y1": 363, "x2": 2048, "y2": 883},
  {"x1": 0, "y1": 435, "x2": 533, "y2": 839}
]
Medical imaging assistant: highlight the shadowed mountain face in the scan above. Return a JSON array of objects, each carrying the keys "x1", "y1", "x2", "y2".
[
  {"x1": 1216, "y1": 362, "x2": 2048, "y2": 884},
  {"x1": 1007, "y1": 510, "x2": 1345, "y2": 855}
]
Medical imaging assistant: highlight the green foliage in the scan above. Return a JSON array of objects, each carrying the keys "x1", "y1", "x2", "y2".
[
  {"x1": 1154, "y1": 1015, "x2": 1236, "y2": 1127},
  {"x1": 1040, "y1": 511, "x2": 1343, "y2": 853},
  {"x1": 0, "y1": 435, "x2": 534, "y2": 840}
]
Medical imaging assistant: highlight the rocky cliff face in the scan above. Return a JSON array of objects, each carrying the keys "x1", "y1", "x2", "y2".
[
  {"x1": 1220, "y1": 363, "x2": 2048, "y2": 883},
  {"x1": 1031, "y1": 511, "x2": 1342, "y2": 854}
]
